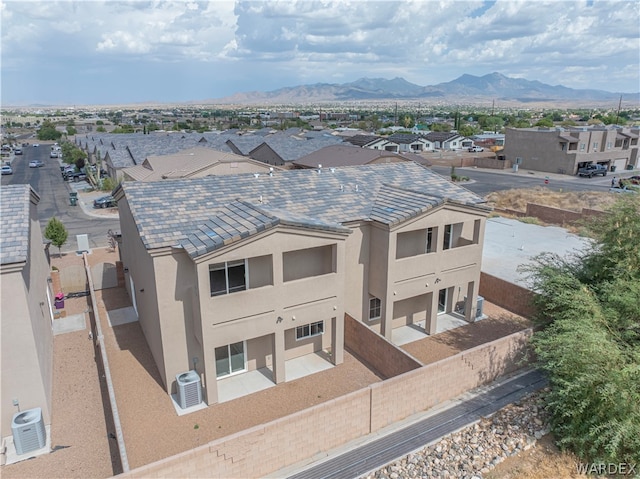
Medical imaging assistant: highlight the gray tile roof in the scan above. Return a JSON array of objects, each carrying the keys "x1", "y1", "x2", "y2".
[
  {"x1": 120, "y1": 162, "x2": 487, "y2": 257},
  {"x1": 0, "y1": 184, "x2": 35, "y2": 265}
]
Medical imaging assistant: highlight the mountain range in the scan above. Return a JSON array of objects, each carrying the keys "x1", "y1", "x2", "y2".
[{"x1": 216, "y1": 73, "x2": 639, "y2": 106}]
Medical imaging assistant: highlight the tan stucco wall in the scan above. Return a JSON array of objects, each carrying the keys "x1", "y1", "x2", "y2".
[
  {"x1": 504, "y1": 127, "x2": 638, "y2": 175},
  {"x1": 0, "y1": 199, "x2": 53, "y2": 438}
]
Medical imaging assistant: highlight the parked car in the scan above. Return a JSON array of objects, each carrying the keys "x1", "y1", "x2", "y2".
[
  {"x1": 32, "y1": 143, "x2": 40, "y2": 147},
  {"x1": 50, "y1": 151, "x2": 58, "y2": 158},
  {"x1": 29, "y1": 160, "x2": 45, "y2": 168},
  {"x1": 93, "y1": 195, "x2": 116, "y2": 208},
  {"x1": 22, "y1": 142, "x2": 29, "y2": 147},
  {"x1": 14, "y1": 147, "x2": 22, "y2": 155},
  {"x1": 629, "y1": 175, "x2": 640, "y2": 185},
  {"x1": 578, "y1": 164, "x2": 608, "y2": 177},
  {"x1": 468, "y1": 146, "x2": 484, "y2": 152},
  {"x1": 1, "y1": 165, "x2": 13, "y2": 175}
]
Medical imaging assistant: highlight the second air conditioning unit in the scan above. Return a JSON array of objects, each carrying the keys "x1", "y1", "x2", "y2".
[
  {"x1": 12, "y1": 407, "x2": 46, "y2": 455},
  {"x1": 176, "y1": 371, "x2": 202, "y2": 409}
]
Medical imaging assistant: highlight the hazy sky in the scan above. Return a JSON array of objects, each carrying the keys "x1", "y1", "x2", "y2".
[{"x1": 2, "y1": 0, "x2": 639, "y2": 106}]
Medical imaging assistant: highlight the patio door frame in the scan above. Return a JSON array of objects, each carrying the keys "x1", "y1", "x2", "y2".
[{"x1": 215, "y1": 340, "x2": 247, "y2": 379}]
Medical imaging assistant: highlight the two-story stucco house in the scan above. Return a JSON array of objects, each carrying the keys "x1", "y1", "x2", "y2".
[
  {"x1": 113, "y1": 162, "x2": 490, "y2": 406},
  {"x1": 503, "y1": 126, "x2": 639, "y2": 175},
  {"x1": 1, "y1": 185, "x2": 53, "y2": 443}
]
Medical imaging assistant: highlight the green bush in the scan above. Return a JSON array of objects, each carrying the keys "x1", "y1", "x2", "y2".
[
  {"x1": 100, "y1": 177, "x2": 116, "y2": 192},
  {"x1": 521, "y1": 195, "x2": 640, "y2": 464}
]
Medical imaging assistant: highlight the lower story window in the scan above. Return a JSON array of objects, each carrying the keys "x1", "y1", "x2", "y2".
[
  {"x1": 369, "y1": 297, "x2": 381, "y2": 320},
  {"x1": 215, "y1": 341, "x2": 246, "y2": 378},
  {"x1": 296, "y1": 320, "x2": 324, "y2": 340}
]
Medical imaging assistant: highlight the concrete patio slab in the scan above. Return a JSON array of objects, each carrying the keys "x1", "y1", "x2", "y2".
[
  {"x1": 106, "y1": 306, "x2": 138, "y2": 328},
  {"x1": 52, "y1": 313, "x2": 86, "y2": 335},
  {"x1": 392, "y1": 313, "x2": 471, "y2": 346}
]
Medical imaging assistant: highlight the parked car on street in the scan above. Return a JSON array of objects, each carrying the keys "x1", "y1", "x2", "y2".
[
  {"x1": 14, "y1": 147, "x2": 22, "y2": 155},
  {"x1": 468, "y1": 146, "x2": 484, "y2": 152},
  {"x1": 50, "y1": 151, "x2": 58, "y2": 158},
  {"x1": 578, "y1": 164, "x2": 608, "y2": 177},
  {"x1": 93, "y1": 195, "x2": 116, "y2": 208},
  {"x1": 32, "y1": 143, "x2": 40, "y2": 147},
  {"x1": 1, "y1": 165, "x2": 13, "y2": 175},
  {"x1": 29, "y1": 160, "x2": 45, "y2": 168}
]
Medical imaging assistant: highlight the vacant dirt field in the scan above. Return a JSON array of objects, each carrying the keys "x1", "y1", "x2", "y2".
[{"x1": 485, "y1": 186, "x2": 616, "y2": 213}]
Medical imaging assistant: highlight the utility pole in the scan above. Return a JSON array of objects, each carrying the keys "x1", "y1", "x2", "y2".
[{"x1": 615, "y1": 95, "x2": 622, "y2": 125}]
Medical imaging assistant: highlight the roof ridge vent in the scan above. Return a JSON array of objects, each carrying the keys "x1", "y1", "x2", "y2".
[
  {"x1": 253, "y1": 173, "x2": 260, "y2": 178},
  {"x1": 269, "y1": 167, "x2": 273, "y2": 177},
  {"x1": 330, "y1": 167, "x2": 336, "y2": 173},
  {"x1": 318, "y1": 163, "x2": 322, "y2": 173}
]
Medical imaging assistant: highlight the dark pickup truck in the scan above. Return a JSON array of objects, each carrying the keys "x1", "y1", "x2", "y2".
[{"x1": 578, "y1": 164, "x2": 608, "y2": 178}]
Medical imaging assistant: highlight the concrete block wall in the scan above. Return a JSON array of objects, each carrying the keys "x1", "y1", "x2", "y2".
[
  {"x1": 116, "y1": 329, "x2": 533, "y2": 479},
  {"x1": 120, "y1": 388, "x2": 371, "y2": 479},
  {"x1": 479, "y1": 272, "x2": 537, "y2": 318},
  {"x1": 369, "y1": 329, "x2": 533, "y2": 431},
  {"x1": 344, "y1": 314, "x2": 422, "y2": 378}
]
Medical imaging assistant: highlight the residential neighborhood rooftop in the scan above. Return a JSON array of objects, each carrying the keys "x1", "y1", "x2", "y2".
[{"x1": 0, "y1": 184, "x2": 36, "y2": 265}]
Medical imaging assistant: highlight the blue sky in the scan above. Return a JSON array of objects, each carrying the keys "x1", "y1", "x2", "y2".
[{"x1": 1, "y1": 0, "x2": 639, "y2": 106}]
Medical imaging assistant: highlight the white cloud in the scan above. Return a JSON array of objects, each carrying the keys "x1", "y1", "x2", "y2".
[{"x1": 1, "y1": 0, "x2": 638, "y2": 105}]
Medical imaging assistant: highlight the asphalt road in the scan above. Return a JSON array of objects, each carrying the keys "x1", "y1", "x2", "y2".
[
  {"x1": 1, "y1": 142, "x2": 120, "y2": 252},
  {"x1": 431, "y1": 164, "x2": 614, "y2": 197}
]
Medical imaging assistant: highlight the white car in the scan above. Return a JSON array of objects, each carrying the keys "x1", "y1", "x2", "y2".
[
  {"x1": 33, "y1": 143, "x2": 40, "y2": 147},
  {"x1": 29, "y1": 160, "x2": 45, "y2": 168},
  {"x1": 1, "y1": 165, "x2": 13, "y2": 175},
  {"x1": 50, "y1": 151, "x2": 58, "y2": 158},
  {"x1": 468, "y1": 146, "x2": 484, "y2": 152}
]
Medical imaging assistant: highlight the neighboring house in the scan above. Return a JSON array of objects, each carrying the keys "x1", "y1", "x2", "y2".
[
  {"x1": 342, "y1": 134, "x2": 397, "y2": 151},
  {"x1": 0, "y1": 185, "x2": 53, "y2": 442},
  {"x1": 423, "y1": 132, "x2": 469, "y2": 150},
  {"x1": 122, "y1": 147, "x2": 279, "y2": 182},
  {"x1": 78, "y1": 130, "x2": 345, "y2": 176},
  {"x1": 113, "y1": 162, "x2": 489, "y2": 406},
  {"x1": 503, "y1": 126, "x2": 640, "y2": 175},
  {"x1": 292, "y1": 144, "x2": 429, "y2": 169},
  {"x1": 387, "y1": 133, "x2": 435, "y2": 153}
]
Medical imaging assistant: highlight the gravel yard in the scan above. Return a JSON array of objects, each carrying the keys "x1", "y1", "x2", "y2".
[{"x1": 3, "y1": 248, "x2": 533, "y2": 479}]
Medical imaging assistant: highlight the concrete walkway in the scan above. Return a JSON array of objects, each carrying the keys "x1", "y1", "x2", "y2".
[{"x1": 274, "y1": 369, "x2": 547, "y2": 479}]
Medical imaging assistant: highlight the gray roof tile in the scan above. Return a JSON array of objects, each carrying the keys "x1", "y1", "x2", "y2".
[
  {"x1": 121, "y1": 162, "x2": 487, "y2": 257},
  {"x1": 1, "y1": 185, "x2": 34, "y2": 265}
]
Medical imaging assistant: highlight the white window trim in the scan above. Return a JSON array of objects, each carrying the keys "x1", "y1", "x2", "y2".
[
  {"x1": 295, "y1": 320, "x2": 324, "y2": 340},
  {"x1": 210, "y1": 259, "x2": 249, "y2": 296},
  {"x1": 215, "y1": 340, "x2": 247, "y2": 379}
]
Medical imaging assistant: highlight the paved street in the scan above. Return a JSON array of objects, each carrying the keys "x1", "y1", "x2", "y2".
[{"x1": 1, "y1": 141, "x2": 120, "y2": 252}]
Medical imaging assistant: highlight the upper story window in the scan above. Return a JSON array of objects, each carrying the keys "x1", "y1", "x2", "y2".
[
  {"x1": 210, "y1": 260, "x2": 247, "y2": 296},
  {"x1": 580, "y1": 143, "x2": 586, "y2": 151},
  {"x1": 606, "y1": 142, "x2": 612, "y2": 150},
  {"x1": 426, "y1": 227, "x2": 436, "y2": 253},
  {"x1": 369, "y1": 297, "x2": 381, "y2": 320},
  {"x1": 593, "y1": 142, "x2": 599, "y2": 150},
  {"x1": 296, "y1": 321, "x2": 324, "y2": 340}
]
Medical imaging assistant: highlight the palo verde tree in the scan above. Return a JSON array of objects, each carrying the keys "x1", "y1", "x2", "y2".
[
  {"x1": 44, "y1": 217, "x2": 69, "y2": 257},
  {"x1": 520, "y1": 194, "x2": 640, "y2": 464}
]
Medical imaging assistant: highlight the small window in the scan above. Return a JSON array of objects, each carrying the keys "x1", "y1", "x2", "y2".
[
  {"x1": 210, "y1": 260, "x2": 247, "y2": 296},
  {"x1": 593, "y1": 142, "x2": 599, "y2": 150},
  {"x1": 369, "y1": 297, "x2": 381, "y2": 320},
  {"x1": 580, "y1": 143, "x2": 586, "y2": 151},
  {"x1": 443, "y1": 224, "x2": 453, "y2": 250},
  {"x1": 426, "y1": 227, "x2": 435, "y2": 253},
  {"x1": 296, "y1": 321, "x2": 324, "y2": 340}
]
